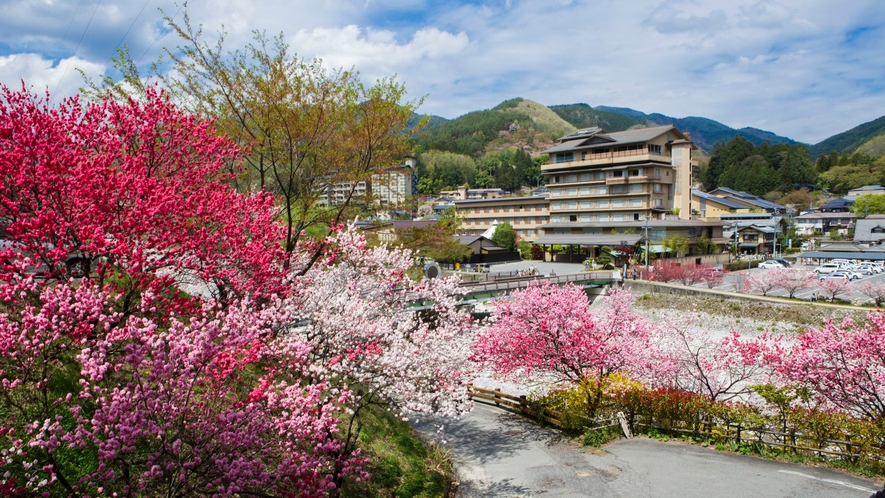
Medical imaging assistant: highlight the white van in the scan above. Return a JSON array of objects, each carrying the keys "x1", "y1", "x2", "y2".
[{"x1": 814, "y1": 263, "x2": 840, "y2": 274}]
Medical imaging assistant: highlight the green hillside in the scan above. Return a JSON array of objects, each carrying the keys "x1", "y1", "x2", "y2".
[
  {"x1": 411, "y1": 98, "x2": 574, "y2": 157},
  {"x1": 809, "y1": 115, "x2": 885, "y2": 158},
  {"x1": 548, "y1": 103, "x2": 639, "y2": 132},
  {"x1": 855, "y1": 133, "x2": 885, "y2": 157}
]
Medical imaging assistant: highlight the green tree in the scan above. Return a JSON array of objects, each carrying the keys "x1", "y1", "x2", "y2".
[
  {"x1": 491, "y1": 222, "x2": 518, "y2": 252},
  {"x1": 852, "y1": 194, "x2": 885, "y2": 218},
  {"x1": 84, "y1": 14, "x2": 420, "y2": 270},
  {"x1": 418, "y1": 151, "x2": 477, "y2": 190}
]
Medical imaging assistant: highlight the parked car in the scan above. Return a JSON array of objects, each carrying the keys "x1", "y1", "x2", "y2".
[
  {"x1": 853, "y1": 265, "x2": 876, "y2": 276},
  {"x1": 758, "y1": 260, "x2": 782, "y2": 269},
  {"x1": 819, "y1": 271, "x2": 852, "y2": 281},
  {"x1": 814, "y1": 263, "x2": 841, "y2": 274},
  {"x1": 772, "y1": 258, "x2": 792, "y2": 267}
]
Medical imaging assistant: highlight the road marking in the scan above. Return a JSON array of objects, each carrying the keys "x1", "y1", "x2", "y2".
[{"x1": 777, "y1": 470, "x2": 876, "y2": 492}]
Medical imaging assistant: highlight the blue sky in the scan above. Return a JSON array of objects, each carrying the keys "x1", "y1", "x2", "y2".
[{"x1": 1, "y1": 0, "x2": 884, "y2": 144}]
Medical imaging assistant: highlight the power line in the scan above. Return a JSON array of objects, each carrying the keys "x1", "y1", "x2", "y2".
[
  {"x1": 105, "y1": 0, "x2": 152, "y2": 68},
  {"x1": 136, "y1": 3, "x2": 183, "y2": 67},
  {"x1": 51, "y1": 0, "x2": 103, "y2": 102}
]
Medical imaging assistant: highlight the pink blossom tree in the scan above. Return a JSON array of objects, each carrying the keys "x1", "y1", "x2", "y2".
[
  {"x1": 776, "y1": 313, "x2": 885, "y2": 420},
  {"x1": 773, "y1": 267, "x2": 816, "y2": 298},
  {"x1": 662, "y1": 323, "x2": 780, "y2": 402},
  {"x1": 742, "y1": 270, "x2": 781, "y2": 296},
  {"x1": 816, "y1": 276, "x2": 851, "y2": 302},
  {"x1": 856, "y1": 280, "x2": 885, "y2": 306},
  {"x1": 0, "y1": 281, "x2": 355, "y2": 497},
  {"x1": 472, "y1": 286, "x2": 661, "y2": 416}
]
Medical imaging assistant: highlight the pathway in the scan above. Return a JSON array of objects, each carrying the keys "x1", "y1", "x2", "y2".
[{"x1": 416, "y1": 403, "x2": 883, "y2": 497}]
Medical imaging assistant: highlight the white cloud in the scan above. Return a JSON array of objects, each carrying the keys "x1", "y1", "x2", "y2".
[
  {"x1": 0, "y1": 53, "x2": 105, "y2": 99},
  {"x1": 291, "y1": 25, "x2": 469, "y2": 78}
]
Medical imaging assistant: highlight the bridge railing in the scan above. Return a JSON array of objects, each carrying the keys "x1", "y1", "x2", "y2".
[{"x1": 460, "y1": 271, "x2": 616, "y2": 293}]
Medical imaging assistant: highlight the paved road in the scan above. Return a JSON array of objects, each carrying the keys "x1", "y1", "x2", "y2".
[{"x1": 417, "y1": 403, "x2": 883, "y2": 498}]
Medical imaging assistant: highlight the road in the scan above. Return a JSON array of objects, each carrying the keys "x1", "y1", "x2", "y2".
[{"x1": 416, "y1": 403, "x2": 883, "y2": 498}]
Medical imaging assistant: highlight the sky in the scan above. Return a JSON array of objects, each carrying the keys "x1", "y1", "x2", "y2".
[{"x1": 1, "y1": 0, "x2": 884, "y2": 144}]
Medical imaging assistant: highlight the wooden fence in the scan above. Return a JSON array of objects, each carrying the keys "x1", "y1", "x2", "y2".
[{"x1": 467, "y1": 386, "x2": 884, "y2": 469}]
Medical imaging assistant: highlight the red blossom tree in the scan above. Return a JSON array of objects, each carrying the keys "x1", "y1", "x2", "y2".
[
  {"x1": 3, "y1": 86, "x2": 468, "y2": 497},
  {"x1": 0, "y1": 84, "x2": 288, "y2": 309}
]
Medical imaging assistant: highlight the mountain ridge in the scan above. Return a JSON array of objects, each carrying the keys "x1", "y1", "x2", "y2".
[{"x1": 411, "y1": 99, "x2": 885, "y2": 159}]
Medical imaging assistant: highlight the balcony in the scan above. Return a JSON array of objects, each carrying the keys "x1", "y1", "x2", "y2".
[
  {"x1": 543, "y1": 149, "x2": 673, "y2": 171},
  {"x1": 606, "y1": 177, "x2": 628, "y2": 185}
]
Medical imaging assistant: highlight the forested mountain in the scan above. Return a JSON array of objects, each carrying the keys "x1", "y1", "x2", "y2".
[
  {"x1": 591, "y1": 107, "x2": 800, "y2": 153},
  {"x1": 702, "y1": 136, "x2": 815, "y2": 196},
  {"x1": 548, "y1": 104, "x2": 639, "y2": 132},
  {"x1": 407, "y1": 96, "x2": 885, "y2": 197},
  {"x1": 410, "y1": 98, "x2": 574, "y2": 157},
  {"x1": 809, "y1": 115, "x2": 885, "y2": 159}
]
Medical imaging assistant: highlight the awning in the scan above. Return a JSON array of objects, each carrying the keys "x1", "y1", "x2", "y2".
[
  {"x1": 642, "y1": 244, "x2": 671, "y2": 253},
  {"x1": 533, "y1": 234, "x2": 642, "y2": 246},
  {"x1": 739, "y1": 243, "x2": 759, "y2": 248}
]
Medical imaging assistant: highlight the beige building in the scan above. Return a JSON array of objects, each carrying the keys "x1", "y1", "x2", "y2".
[
  {"x1": 542, "y1": 126, "x2": 696, "y2": 224},
  {"x1": 320, "y1": 157, "x2": 418, "y2": 207},
  {"x1": 455, "y1": 195, "x2": 550, "y2": 241}
]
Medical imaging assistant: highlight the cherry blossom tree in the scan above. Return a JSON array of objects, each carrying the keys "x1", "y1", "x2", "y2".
[
  {"x1": 742, "y1": 270, "x2": 781, "y2": 296},
  {"x1": 816, "y1": 277, "x2": 851, "y2": 302},
  {"x1": 0, "y1": 280, "x2": 355, "y2": 497},
  {"x1": 773, "y1": 267, "x2": 816, "y2": 298},
  {"x1": 677, "y1": 265, "x2": 705, "y2": 286},
  {"x1": 856, "y1": 280, "x2": 885, "y2": 306},
  {"x1": 662, "y1": 323, "x2": 780, "y2": 402},
  {"x1": 280, "y1": 223, "x2": 477, "y2": 488},
  {"x1": 700, "y1": 267, "x2": 725, "y2": 289},
  {"x1": 472, "y1": 286, "x2": 662, "y2": 416},
  {"x1": 776, "y1": 313, "x2": 885, "y2": 420}
]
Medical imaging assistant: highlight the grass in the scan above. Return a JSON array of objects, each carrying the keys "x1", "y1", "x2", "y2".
[{"x1": 341, "y1": 405, "x2": 455, "y2": 498}]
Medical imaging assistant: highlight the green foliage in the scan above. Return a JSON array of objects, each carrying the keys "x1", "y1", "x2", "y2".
[
  {"x1": 817, "y1": 154, "x2": 885, "y2": 194},
  {"x1": 411, "y1": 108, "x2": 534, "y2": 157},
  {"x1": 662, "y1": 237, "x2": 689, "y2": 257},
  {"x1": 342, "y1": 405, "x2": 454, "y2": 498},
  {"x1": 596, "y1": 246, "x2": 613, "y2": 267},
  {"x1": 582, "y1": 427, "x2": 621, "y2": 447},
  {"x1": 519, "y1": 239, "x2": 533, "y2": 259},
  {"x1": 695, "y1": 236, "x2": 718, "y2": 255},
  {"x1": 491, "y1": 222, "x2": 518, "y2": 252},
  {"x1": 852, "y1": 194, "x2": 885, "y2": 217},
  {"x1": 396, "y1": 212, "x2": 473, "y2": 263},
  {"x1": 704, "y1": 136, "x2": 815, "y2": 195},
  {"x1": 548, "y1": 103, "x2": 639, "y2": 132},
  {"x1": 417, "y1": 151, "x2": 477, "y2": 193},
  {"x1": 724, "y1": 260, "x2": 760, "y2": 271}
]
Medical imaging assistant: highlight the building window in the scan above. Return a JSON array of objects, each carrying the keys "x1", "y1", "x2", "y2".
[
  {"x1": 654, "y1": 198, "x2": 663, "y2": 207},
  {"x1": 634, "y1": 213, "x2": 641, "y2": 221},
  {"x1": 613, "y1": 214, "x2": 626, "y2": 222},
  {"x1": 596, "y1": 172, "x2": 605, "y2": 180},
  {"x1": 629, "y1": 199, "x2": 642, "y2": 207},
  {"x1": 648, "y1": 144, "x2": 662, "y2": 155},
  {"x1": 654, "y1": 184, "x2": 663, "y2": 193},
  {"x1": 569, "y1": 215, "x2": 578, "y2": 222},
  {"x1": 598, "y1": 200, "x2": 610, "y2": 208},
  {"x1": 613, "y1": 200, "x2": 626, "y2": 207},
  {"x1": 629, "y1": 184, "x2": 643, "y2": 192}
]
